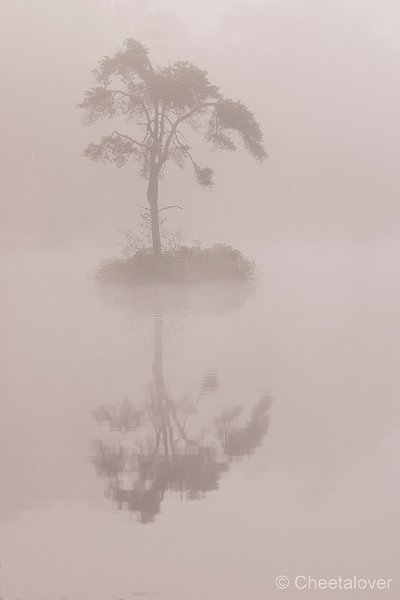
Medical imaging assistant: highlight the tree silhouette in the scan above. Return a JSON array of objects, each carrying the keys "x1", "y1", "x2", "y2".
[
  {"x1": 78, "y1": 38, "x2": 266, "y2": 256},
  {"x1": 92, "y1": 316, "x2": 271, "y2": 523}
]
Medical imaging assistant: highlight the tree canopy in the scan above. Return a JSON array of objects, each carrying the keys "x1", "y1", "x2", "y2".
[{"x1": 79, "y1": 38, "x2": 266, "y2": 187}]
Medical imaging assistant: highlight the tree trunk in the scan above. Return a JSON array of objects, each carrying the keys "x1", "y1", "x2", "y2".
[{"x1": 147, "y1": 173, "x2": 162, "y2": 257}]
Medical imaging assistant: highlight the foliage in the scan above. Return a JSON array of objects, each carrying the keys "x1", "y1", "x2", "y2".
[
  {"x1": 78, "y1": 38, "x2": 266, "y2": 187},
  {"x1": 118, "y1": 213, "x2": 183, "y2": 257},
  {"x1": 95, "y1": 244, "x2": 256, "y2": 285}
]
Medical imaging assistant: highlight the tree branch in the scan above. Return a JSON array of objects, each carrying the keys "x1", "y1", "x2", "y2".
[
  {"x1": 158, "y1": 205, "x2": 183, "y2": 212},
  {"x1": 108, "y1": 89, "x2": 154, "y2": 137},
  {"x1": 110, "y1": 131, "x2": 150, "y2": 150},
  {"x1": 157, "y1": 101, "x2": 167, "y2": 162},
  {"x1": 142, "y1": 205, "x2": 183, "y2": 212},
  {"x1": 172, "y1": 132, "x2": 198, "y2": 168},
  {"x1": 161, "y1": 102, "x2": 218, "y2": 165}
]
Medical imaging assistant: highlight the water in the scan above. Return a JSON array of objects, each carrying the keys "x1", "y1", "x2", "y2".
[{"x1": 1, "y1": 247, "x2": 399, "y2": 599}]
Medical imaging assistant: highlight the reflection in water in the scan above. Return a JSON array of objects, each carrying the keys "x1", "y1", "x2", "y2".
[
  {"x1": 96, "y1": 280, "x2": 255, "y2": 317},
  {"x1": 3, "y1": 256, "x2": 399, "y2": 599},
  {"x1": 92, "y1": 314, "x2": 271, "y2": 523}
]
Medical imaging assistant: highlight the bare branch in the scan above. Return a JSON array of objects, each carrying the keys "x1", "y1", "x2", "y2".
[
  {"x1": 110, "y1": 131, "x2": 150, "y2": 150},
  {"x1": 158, "y1": 205, "x2": 183, "y2": 212}
]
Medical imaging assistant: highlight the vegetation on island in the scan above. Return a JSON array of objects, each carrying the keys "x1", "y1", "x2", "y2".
[{"x1": 95, "y1": 217, "x2": 255, "y2": 284}]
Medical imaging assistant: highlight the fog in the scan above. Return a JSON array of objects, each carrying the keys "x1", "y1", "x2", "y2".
[
  {"x1": 1, "y1": 1, "x2": 399, "y2": 599},
  {"x1": 2, "y1": 0, "x2": 400, "y2": 258}
]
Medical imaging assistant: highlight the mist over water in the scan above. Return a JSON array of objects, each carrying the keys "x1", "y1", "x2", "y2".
[
  {"x1": 1, "y1": 247, "x2": 399, "y2": 598},
  {"x1": 1, "y1": 0, "x2": 400, "y2": 598}
]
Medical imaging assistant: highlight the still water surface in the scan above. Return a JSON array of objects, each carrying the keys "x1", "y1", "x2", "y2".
[{"x1": 1, "y1": 248, "x2": 399, "y2": 599}]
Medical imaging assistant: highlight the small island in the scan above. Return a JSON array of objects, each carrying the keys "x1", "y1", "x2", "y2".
[{"x1": 95, "y1": 242, "x2": 256, "y2": 285}]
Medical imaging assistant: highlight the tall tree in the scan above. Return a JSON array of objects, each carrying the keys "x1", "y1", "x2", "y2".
[{"x1": 78, "y1": 39, "x2": 266, "y2": 256}]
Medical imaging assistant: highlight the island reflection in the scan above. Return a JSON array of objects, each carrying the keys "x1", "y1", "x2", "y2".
[{"x1": 92, "y1": 283, "x2": 272, "y2": 523}]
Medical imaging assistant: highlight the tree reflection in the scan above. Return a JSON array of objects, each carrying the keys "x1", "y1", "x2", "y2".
[{"x1": 92, "y1": 317, "x2": 271, "y2": 523}]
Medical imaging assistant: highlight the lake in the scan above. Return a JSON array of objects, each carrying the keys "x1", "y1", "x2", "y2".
[{"x1": 1, "y1": 246, "x2": 399, "y2": 599}]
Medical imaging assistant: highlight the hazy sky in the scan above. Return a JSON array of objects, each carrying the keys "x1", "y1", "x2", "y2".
[{"x1": 1, "y1": 0, "x2": 399, "y2": 254}]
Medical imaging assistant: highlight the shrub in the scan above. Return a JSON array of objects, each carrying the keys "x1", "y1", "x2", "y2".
[{"x1": 95, "y1": 244, "x2": 256, "y2": 285}]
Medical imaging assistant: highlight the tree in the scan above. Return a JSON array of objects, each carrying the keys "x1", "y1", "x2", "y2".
[{"x1": 78, "y1": 38, "x2": 266, "y2": 256}]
